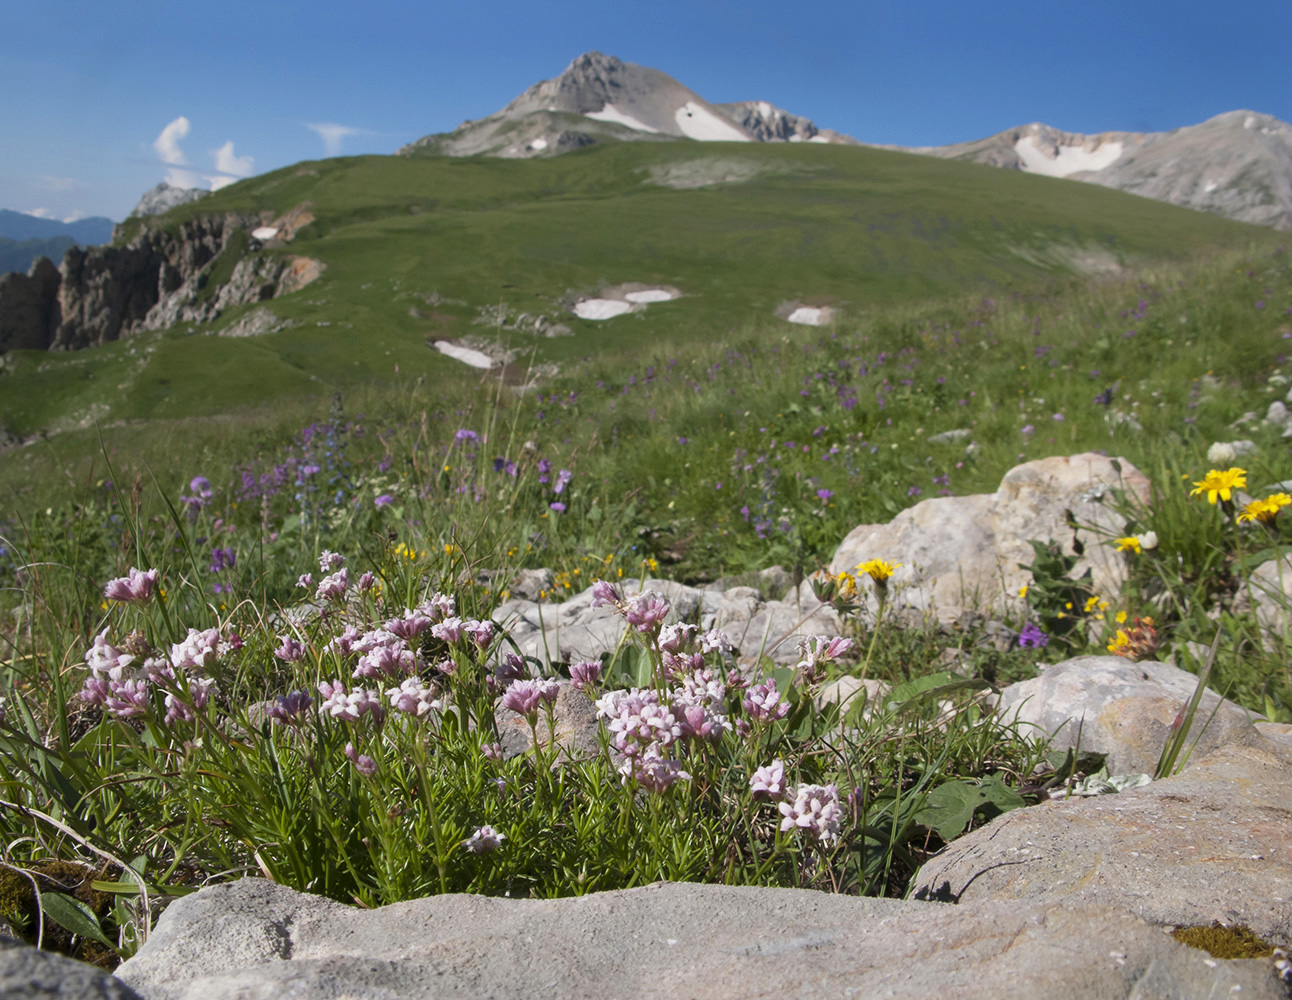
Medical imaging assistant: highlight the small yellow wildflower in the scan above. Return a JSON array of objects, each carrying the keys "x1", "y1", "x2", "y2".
[
  {"x1": 1084, "y1": 595, "x2": 1101, "y2": 614},
  {"x1": 1107, "y1": 630, "x2": 1132, "y2": 656},
  {"x1": 858, "y1": 559, "x2": 902, "y2": 583},
  {"x1": 1237, "y1": 492, "x2": 1292, "y2": 525},
  {"x1": 1114, "y1": 536, "x2": 1142, "y2": 554},
  {"x1": 1115, "y1": 610, "x2": 1127, "y2": 624},
  {"x1": 835, "y1": 572, "x2": 858, "y2": 602},
  {"x1": 1018, "y1": 584, "x2": 1029, "y2": 599},
  {"x1": 1189, "y1": 467, "x2": 1247, "y2": 504}
]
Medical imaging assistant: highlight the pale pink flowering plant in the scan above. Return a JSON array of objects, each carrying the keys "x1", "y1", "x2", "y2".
[{"x1": 103, "y1": 567, "x2": 159, "y2": 604}]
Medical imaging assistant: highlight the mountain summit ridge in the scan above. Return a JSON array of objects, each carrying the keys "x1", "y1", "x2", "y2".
[
  {"x1": 400, "y1": 51, "x2": 1290, "y2": 231},
  {"x1": 911, "y1": 111, "x2": 1292, "y2": 230},
  {"x1": 399, "y1": 51, "x2": 858, "y2": 159}
]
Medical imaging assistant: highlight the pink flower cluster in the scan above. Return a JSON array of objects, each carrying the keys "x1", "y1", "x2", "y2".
[
  {"x1": 318, "y1": 680, "x2": 386, "y2": 724},
  {"x1": 81, "y1": 626, "x2": 225, "y2": 723},
  {"x1": 463, "y1": 825, "x2": 505, "y2": 854},
  {"x1": 499, "y1": 678, "x2": 559, "y2": 719},
  {"x1": 793, "y1": 635, "x2": 854, "y2": 687},
  {"x1": 742, "y1": 679, "x2": 791, "y2": 723},
  {"x1": 778, "y1": 783, "x2": 842, "y2": 846},
  {"x1": 103, "y1": 567, "x2": 159, "y2": 604}
]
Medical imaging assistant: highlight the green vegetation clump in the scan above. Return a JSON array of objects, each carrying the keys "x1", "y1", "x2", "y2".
[
  {"x1": 0, "y1": 860, "x2": 117, "y2": 968},
  {"x1": 1171, "y1": 922, "x2": 1278, "y2": 959},
  {"x1": 193, "y1": 226, "x2": 251, "y2": 304}
]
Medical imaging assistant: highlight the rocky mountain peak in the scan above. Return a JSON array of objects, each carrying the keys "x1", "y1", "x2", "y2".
[
  {"x1": 400, "y1": 52, "x2": 859, "y2": 159},
  {"x1": 130, "y1": 182, "x2": 211, "y2": 219}
]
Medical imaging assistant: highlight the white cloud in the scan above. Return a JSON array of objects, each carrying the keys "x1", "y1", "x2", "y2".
[
  {"x1": 306, "y1": 122, "x2": 362, "y2": 157},
  {"x1": 164, "y1": 167, "x2": 204, "y2": 190},
  {"x1": 154, "y1": 116, "x2": 191, "y2": 166},
  {"x1": 63, "y1": 211, "x2": 86, "y2": 223},
  {"x1": 26, "y1": 207, "x2": 52, "y2": 219},
  {"x1": 206, "y1": 175, "x2": 239, "y2": 192},
  {"x1": 212, "y1": 140, "x2": 253, "y2": 177}
]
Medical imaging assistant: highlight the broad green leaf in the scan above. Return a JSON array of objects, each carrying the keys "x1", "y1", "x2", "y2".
[
  {"x1": 914, "y1": 775, "x2": 1026, "y2": 841},
  {"x1": 38, "y1": 892, "x2": 114, "y2": 948}
]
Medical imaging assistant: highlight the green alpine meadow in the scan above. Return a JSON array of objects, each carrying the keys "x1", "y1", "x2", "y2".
[{"x1": 1, "y1": 130, "x2": 1290, "y2": 971}]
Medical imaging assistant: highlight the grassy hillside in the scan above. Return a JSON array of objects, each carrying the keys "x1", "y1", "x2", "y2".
[{"x1": 0, "y1": 141, "x2": 1273, "y2": 457}]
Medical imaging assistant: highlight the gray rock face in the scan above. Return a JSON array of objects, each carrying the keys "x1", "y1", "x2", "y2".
[
  {"x1": 129, "y1": 183, "x2": 211, "y2": 219},
  {"x1": 0, "y1": 214, "x2": 324, "y2": 353},
  {"x1": 912, "y1": 740, "x2": 1292, "y2": 949},
  {"x1": 915, "y1": 111, "x2": 1292, "y2": 231},
  {"x1": 996, "y1": 655, "x2": 1266, "y2": 775},
  {"x1": 51, "y1": 214, "x2": 254, "y2": 350},
  {"x1": 492, "y1": 577, "x2": 840, "y2": 668},
  {"x1": 830, "y1": 452, "x2": 1150, "y2": 614},
  {"x1": 0, "y1": 939, "x2": 143, "y2": 999},
  {"x1": 493, "y1": 679, "x2": 601, "y2": 760},
  {"x1": 0, "y1": 256, "x2": 61, "y2": 351},
  {"x1": 114, "y1": 877, "x2": 1289, "y2": 1000}
]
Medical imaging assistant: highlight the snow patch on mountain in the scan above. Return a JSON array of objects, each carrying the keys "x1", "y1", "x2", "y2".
[
  {"x1": 674, "y1": 102, "x2": 751, "y2": 142},
  {"x1": 1014, "y1": 136, "x2": 1124, "y2": 177},
  {"x1": 586, "y1": 105, "x2": 660, "y2": 134}
]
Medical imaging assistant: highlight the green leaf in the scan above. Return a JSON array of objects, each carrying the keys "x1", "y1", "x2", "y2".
[
  {"x1": 886, "y1": 672, "x2": 989, "y2": 712},
  {"x1": 38, "y1": 892, "x2": 114, "y2": 948},
  {"x1": 91, "y1": 880, "x2": 198, "y2": 897},
  {"x1": 914, "y1": 775, "x2": 1026, "y2": 841},
  {"x1": 1043, "y1": 747, "x2": 1108, "y2": 783}
]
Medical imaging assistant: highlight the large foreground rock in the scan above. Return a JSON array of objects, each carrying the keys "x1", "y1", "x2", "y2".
[
  {"x1": 912, "y1": 739, "x2": 1292, "y2": 948},
  {"x1": 114, "y1": 878, "x2": 1287, "y2": 1000},
  {"x1": 830, "y1": 453, "x2": 1150, "y2": 613},
  {"x1": 997, "y1": 655, "x2": 1266, "y2": 775},
  {"x1": 0, "y1": 938, "x2": 143, "y2": 998}
]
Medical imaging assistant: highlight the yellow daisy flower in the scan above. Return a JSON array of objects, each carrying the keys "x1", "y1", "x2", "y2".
[
  {"x1": 1113, "y1": 536, "x2": 1142, "y2": 554},
  {"x1": 857, "y1": 559, "x2": 901, "y2": 583},
  {"x1": 1237, "y1": 492, "x2": 1292, "y2": 524},
  {"x1": 1189, "y1": 467, "x2": 1247, "y2": 504}
]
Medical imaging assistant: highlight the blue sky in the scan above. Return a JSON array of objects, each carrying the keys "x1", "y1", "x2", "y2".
[{"x1": 3, "y1": 0, "x2": 1288, "y2": 222}]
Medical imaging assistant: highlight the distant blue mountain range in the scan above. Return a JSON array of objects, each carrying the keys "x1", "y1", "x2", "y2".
[
  {"x1": 0, "y1": 210, "x2": 116, "y2": 277},
  {"x1": 0, "y1": 209, "x2": 115, "y2": 245}
]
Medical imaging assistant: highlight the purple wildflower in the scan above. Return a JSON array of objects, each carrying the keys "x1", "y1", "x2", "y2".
[
  {"x1": 267, "y1": 690, "x2": 314, "y2": 725},
  {"x1": 1017, "y1": 622, "x2": 1049, "y2": 649}
]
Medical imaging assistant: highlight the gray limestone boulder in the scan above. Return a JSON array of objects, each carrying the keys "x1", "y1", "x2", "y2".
[
  {"x1": 912, "y1": 739, "x2": 1292, "y2": 948},
  {"x1": 493, "y1": 679, "x2": 601, "y2": 760},
  {"x1": 115, "y1": 877, "x2": 1288, "y2": 1000},
  {"x1": 492, "y1": 577, "x2": 844, "y2": 668},
  {"x1": 0, "y1": 940, "x2": 143, "y2": 999},
  {"x1": 996, "y1": 655, "x2": 1265, "y2": 775},
  {"x1": 830, "y1": 453, "x2": 1151, "y2": 614}
]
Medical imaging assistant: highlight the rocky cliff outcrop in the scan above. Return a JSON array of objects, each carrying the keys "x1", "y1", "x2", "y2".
[
  {"x1": 0, "y1": 211, "x2": 323, "y2": 353},
  {"x1": 0, "y1": 256, "x2": 61, "y2": 352}
]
